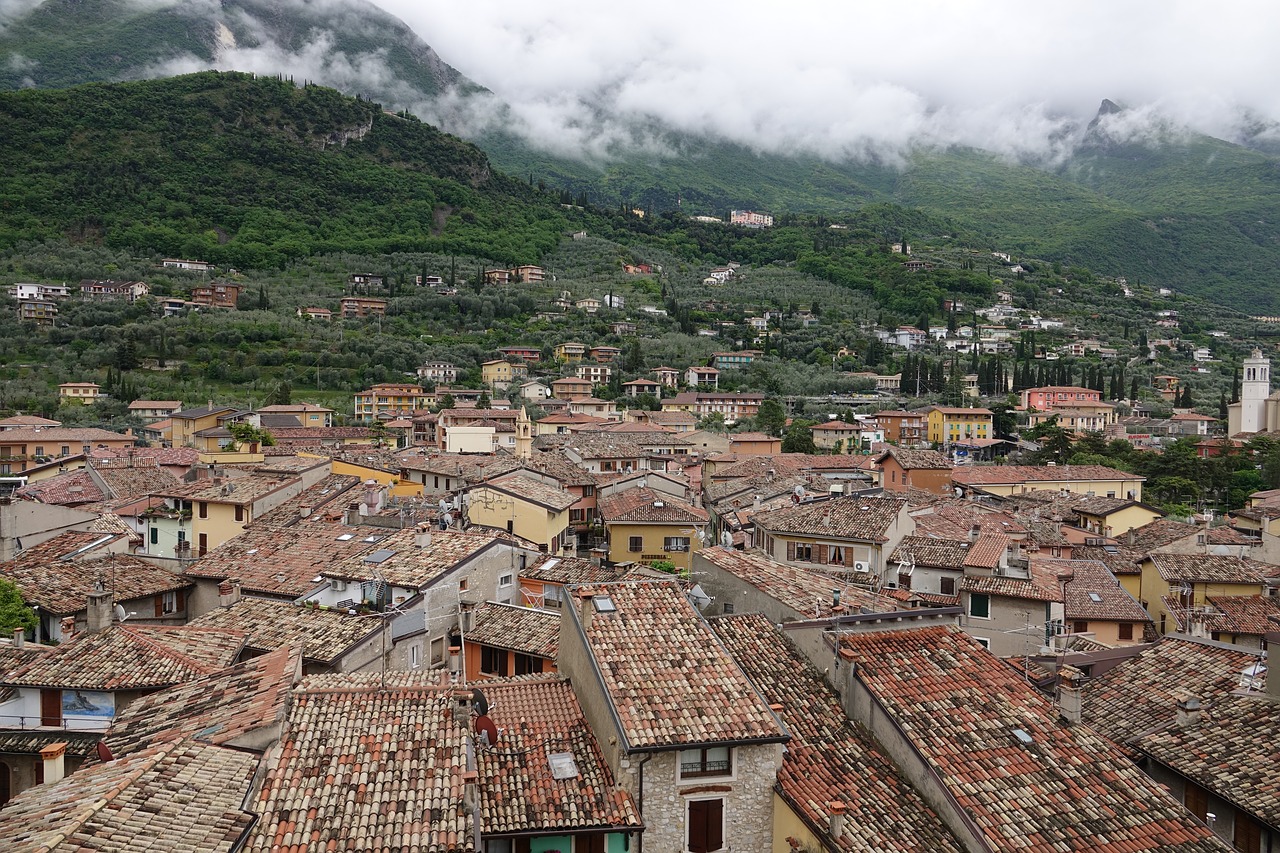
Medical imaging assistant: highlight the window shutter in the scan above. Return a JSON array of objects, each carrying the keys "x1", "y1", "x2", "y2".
[
  {"x1": 154, "y1": 595, "x2": 163, "y2": 618},
  {"x1": 786, "y1": 541, "x2": 796, "y2": 561},
  {"x1": 176, "y1": 590, "x2": 185, "y2": 613},
  {"x1": 818, "y1": 544, "x2": 829, "y2": 564},
  {"x1": 705, "y1": 799, "x2": 724, "y2": 852}
]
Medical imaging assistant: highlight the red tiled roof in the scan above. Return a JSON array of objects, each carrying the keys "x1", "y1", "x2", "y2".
[
  {"x1": 0, "y1": 739, "x2": 259, "y2": 852},
  {"x1": 698, "y1": 547, "x2": 897, "y2": 617},
  {"x1": 478, "y1": 677, "x2": 642, "y2": 834},
  {"x1": 953, "y1": 464, "x2": 1142, "y2": 486},
  {"x1": 839, "y1": 626, "x2": 1229, "y2": 851},
  {"x1": 1204, "y1": 595, "x2": 1280, "y2": 636},
  {"x1": 711, "y1": 614, "x2": 962, "y2": 852},
  {"x1": 1146, "y1": 553, "x2": 1268, "y2": 585},
  {"x1": 466, "y1": 601, "x2": 559, "y2": 658},
  {"x1": 188, "y1": 598, "x2": 380, "y2": 665},
  {"x1": 1082, "y1": 635, "x2": 1264, "y2": 753},
  {"x1": 1, "y1": 552, "x2": 192, "y2": 615},
  {"x1": 754, "y1": 495, "x2": 907, "y2": 543},
  {"x1": 573, "y1": 581, "x2": 786, "y2": 749},
  {"x1": 6, "y1": 625, "x2": 245, "y2": 691},
  {"x1": 1044, "y1": 557, "x2": 1151, "y2": 623},
  {"x1": 597, "y1": 487, "x2": 708, "y2": 524}
]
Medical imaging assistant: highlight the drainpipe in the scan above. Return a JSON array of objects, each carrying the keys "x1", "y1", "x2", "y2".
[{"x1": 636, "y1": 751, "x2": 652, "y2": 853}]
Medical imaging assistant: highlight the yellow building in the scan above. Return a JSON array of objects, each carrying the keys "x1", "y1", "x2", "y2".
[
  {"x1": 1070, "y1": 497, "x2": 1164, "y2": 538},
  {"x1": 481, "y1": 359, "x2": 525, "y2": 389},
  {"x1": 554, "y1": 342, "x2": 587, "y2": 363},
  {"x1": 926, "y1": 406, "x2": 993, "y2": 445},
  {"x1": 153, "y1": 473, "x2": 304, "y2": 556},
  {"x1": 464, "y1": 472, "x2": 575, "y2": 553},
  {"x1": 953, "y1": 465, "x2": 1145, "y2": 502},
  {"x1": 353, "y1": 383, "x2": 432, "y2": 422},
  {"x1": 1137, "y1": 553, "x2": 1269, "y2": 637},
  {"x1": 170, "y1": 404, "x2": 238, "y2": 448},
  {"x1": 597, "y1": 487, "x2": 708, "y2": 572},
  {"x1": 57, "y1": 382, "x2": 101, "y2": 405}
]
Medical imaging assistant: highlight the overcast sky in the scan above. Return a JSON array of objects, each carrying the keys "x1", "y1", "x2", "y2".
[{"x1": 370, "y1": 0, "x2": 1280, "y2": 162}]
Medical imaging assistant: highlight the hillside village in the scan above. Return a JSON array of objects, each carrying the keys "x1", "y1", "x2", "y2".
[{"x1": 1, "y1": 243, "x2": 1280, "y2": 849}]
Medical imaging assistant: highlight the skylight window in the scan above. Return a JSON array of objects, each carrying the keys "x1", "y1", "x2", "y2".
[
  {"x1": 547, "y1": 751, "x2": 579, "y2": 780},
  {"x1": 363, "y1": 549, "x2": 396, "y2": 564},
  {"x1": 1088, "y1": 592, "x2": 1103, "y2": 603},
  {"x1": 336, "y1": 533, "x2": 355, "y2": 541},
  {"x1": 591, "y1": 595, "x2": 617, "y2": 613}
]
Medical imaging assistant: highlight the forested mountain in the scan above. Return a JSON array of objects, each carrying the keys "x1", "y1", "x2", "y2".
[{"x1": 4, "y1": 0, "x2": 1280, "y2": 310}]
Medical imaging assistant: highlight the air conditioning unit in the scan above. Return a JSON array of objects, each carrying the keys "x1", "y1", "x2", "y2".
[
  {"x1": 852, "y1": 560, "x2": 869, "y2": 572},
  {"x1": 330, "y1": 579, "x2": 347, "y2": 593}
]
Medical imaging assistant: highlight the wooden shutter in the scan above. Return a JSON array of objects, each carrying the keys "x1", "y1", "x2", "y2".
[
  {"x1": 786, "y1": 541, "x2": 796, "y2": 561},
  {"x1": 688, "y1": 799, "x2": 724, "y2": 853},
  {"x1": 154, "y1": 595, "x2": 164, "y2": 618},
  {"x1": 176, "y1": 590, "x2": 185, "y2": 613},
  {"x1": 40, "y1": 689, "x2": 61, "y2": 727},
  {"x1": 1184, "y1": 782, "x2": 1208, "y2": 820},
  {"x1": 818, "y1": 544, "x2": 829, "y2": 564},
  {"x1": 1235, "y1": 814, "x2": 1261, "y2": 853}
]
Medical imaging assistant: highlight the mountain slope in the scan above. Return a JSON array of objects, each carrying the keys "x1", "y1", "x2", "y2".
[{"x1": 0, "y1": 71, "x2": 564, "y2": 268}]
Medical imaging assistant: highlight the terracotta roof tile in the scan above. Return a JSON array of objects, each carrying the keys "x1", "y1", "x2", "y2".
[
  {"x1": 5, "y1": 625, "x2": 245, "y2": 691},
  {"x1": 483, "y1": 472, "x2": 577, "y2": 511},
  {"x1": 698, "y1": 547, "x2": 899, "y2": 617},
  {"x1": 520, "y1": 555, "x2": 635, "y2": 585},
  {"x1": 710, "y1": 613, "x2": 963, "y2": 852},
  {"x1": 99, "y1": 646, "x2": 297, "y2": 760},
  {"x1": 574, "y1": 581, "x2": 786, "y2": 749},
  {"x1": 1, "y1": 552, "x2": 192, "y2": 616},
  {"x1": 189, "y1": 598, "x2": 380, "y2": 665},
  {"x1": 477, "y1": 677, "x2": 642, "y2": 834},
  {"x1": 1082, "y1": 635, "x2": 1264, "y2": 752},
  {"x1": 754, "y1": 495, "x2": 907, "y2": 543},
  {"x1": 244, "y1": 674, "x2": 476, "y2": 853},
  {"x1": 320, "y1": 527, "x2": 512, "y2": 589},
  {"x1": 1043, "y1": 558, "x2": 1151, "y2": 623},
  {"x1": 0, "y1": 739, "x2": 259, "y2": 853},
  {"x1": 466, "y1": 602, "x2": 559, "y2": 658},
  {"x1": 1147, "y1": 553, "x2": 1268, "y2": 585},
  {"x1": 1137, "y1": 693, "x2": 1280, "y2": 828},
  {"x1": 953, "y1": 464, "x2": 1142, "y2": 486},
  {"x1": 597, "y1": 487, "x2": 708, "y2": 524},
  {"x1": 839, "y1": 626, "x2": 1229, "y2": 851}
]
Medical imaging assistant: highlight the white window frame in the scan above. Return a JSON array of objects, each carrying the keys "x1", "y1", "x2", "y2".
[
  {"x1": 677, "y1": 745, "x2": 735, "y2": 782},
  {"x1": 684, "y1": 795, "x2": 727, "y2": 853},
  {"x1": 409, "y1": 643, "x2": 422, "y2": 670}
]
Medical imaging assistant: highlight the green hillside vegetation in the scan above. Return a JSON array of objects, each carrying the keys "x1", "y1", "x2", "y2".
[{"x1": 0, "y1": 71, "x2": 564, "y2": 269}]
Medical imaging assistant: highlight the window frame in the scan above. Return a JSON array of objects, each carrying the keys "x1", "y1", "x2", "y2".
[
  {"x1": 678, "y1": 746, "x2": 734, "y2": 780},
  {"x1": 628, "y1": 536, "x2": 644, "y2": 553},
  {"x1": 968, "y1": 593, "x2": 991, "y2": 619},
  {"x1": 664, "y1": 536, "x2": 691, "y2": 553},
  {"x1": 479, "y1": 645, "x2": 508, "y2": 676}
]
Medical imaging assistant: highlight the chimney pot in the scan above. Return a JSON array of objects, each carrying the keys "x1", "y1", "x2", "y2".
[
  {"x1": 1176, "y1": 696, "x2": 1202, "y2": 728},
  {"x1": 828, "y1": 801, "x2": 847, "y2": 839},
  {"x1": 1057, "y1": 665, "x2": 1084, "y2": 724},
  {"x1": 12, "y1": 627, "x2": 23, "y2": 651},
  {"x1": 218, "y1": 578, "x2": 242, "y2": 608},
  {"x1": 86, "y1": 590, "x2": 112, "y2": 633},
  {"x1": 448, "y1": 645, "x2": 461, "y2": 675},
  {"x1": 40, "y1": 742, "x2": 67, "y2": 785}
]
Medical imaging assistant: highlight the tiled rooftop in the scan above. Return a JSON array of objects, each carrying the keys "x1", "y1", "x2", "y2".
[
  {"x1": 1147, "y1": 553, "x2": 1269, "y2": 585},
  {"x1": 1204, "y1": 594, "x2": 1280, "y2": 636},
  {"x1": 1137, "y1": 693, "x2": 1280, "y2": 829},
  {"x1": 520, "y1": 555, "x2": 635, "y2": 585},
  {"x1": 483, "y1": 472, "x2": 578, "y2": 511},
  {"x1": 9, "y1": 530, "x2": 123, "y2": 564},
  {"x1": 244, "y1": 674, "x2": 475, "y2": 853},
  {"x1": 754, "y1": 495, "x2": 907, "y2": 543},
  {"x1": 877, "y1": 446, "x2": 953, "y2": 470},
  {"x1": 2, "y1": 552, "x2": 192, "y2": 615},
  {"x1": 466, "y1": 601, "x2": 559, "y2": 658},
  {"x1": 0, "y1": 739, "x2": 259, "y2": 853},
  {"x1": 953, "y1": 464, "x2": 1142, "y2": 486},
  {"x1": 890, "y1": 535, "x2": 972, "y2": 569},
  {"x1": 1040, "y1": 557, "x2": 1151, "y2": 623},
  {"x1": 154, "y1": 472, "x2": 299, "y2": 505},
  {"x1": 189, "y1": 598, "x2": 379, "y2": 665},
  {"x1": 839, "y1": 626, "x2": 1229, "y2": 852},
  {"x1": 99, "y1": 646, "x2": 297, "y2": 760},
  {"x1": 14, "y1": 469, "x2": 104, "y2": 504},
  {"x1": 960, "y1": 572, "x2": 1062, "y2": 602},
  {"x1": 1082, "y1": 635, "x2": 1264, "y2": 752},
  {"x1": 5, "y1": 625, "x2": 245, "y2": 691},
  {"x1": 478, "y1": 677, "x2": 642, "y2": 834},
  {"x1": 572, "y1": 581, "x2": 786, "y2": 749},
  {"x1": 698, "y1": 546, "x2": 898, "y2": 617},
  {"x1": 321, "y1": 527, "x2": 512, "y2": 589},
  {"x1": 597, "y1": 487, "x2": 708, "y2": 524},
  {"x1": 711, "y1": 613, "x2": 963, "y2": 853}
]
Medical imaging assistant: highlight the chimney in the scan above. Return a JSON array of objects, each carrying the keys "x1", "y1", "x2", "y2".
[
  {"x1": 460, "y1": 603, "x2": 474, "y2": 634},
  {"x1": 39, "y1": 742, "x2": 67, "y2": 785},
  {"x1": 12, "y1": 627, "x2": 23, "y2": 651},
  {"x1": 1127, "y1": 528, "x2": 1135, "y2": 547},
  {"x1": 827, "y1": 801, "x2": 846, "y2": 839},
  {"x1": 969, "y1": 523, "x2": 981, "y2": 543},
  {"x1": 448, "y1": 645, "x2": 461, "y2": 675},
  {"x1": 86, "y1": 590, "x2": 112, "y2": 633},
  {"x1": 1057, "y1": 665, "x2": 1084, "y2": 725},
  {"x1": 578, "y1": 587, "x2": 596, "y2": 630},
  {"x1": 0, "y1": 496, "x2": 15, "y2": 563},
  {"x1": 1175, "y1": 696, "x2": 1202, "y2": 728},
  {"x1": 60, "y1": 616, "x2": 75, "y2": 641},
  {"x1": 415, "y1": 523, "x2": 433, "y2": 549},
  {"x1": 218, "y1": 578, "x2": 242, "y2": 608}
]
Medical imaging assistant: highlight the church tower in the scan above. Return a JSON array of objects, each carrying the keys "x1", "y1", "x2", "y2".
[
  {"x1": 1240, "y1": 349, "x2": 1271, "y2": 434},
  {"x1": 514, "y1": 405, "x2": 533, "y2": 459}
]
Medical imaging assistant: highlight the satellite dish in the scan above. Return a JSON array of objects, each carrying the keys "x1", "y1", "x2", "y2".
[
  {"x1": 96, "y1": 742, "x2": 115, "y2": 763},
  {"x1": 471, "y1": 687, "x2": 490, "y2": 717},
  {"x1": 474, "y1": 714, "x2": 498, "y2": 746},
  {"x1": 113, "y1": 604, "x2": 128, "y2": 623}
]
